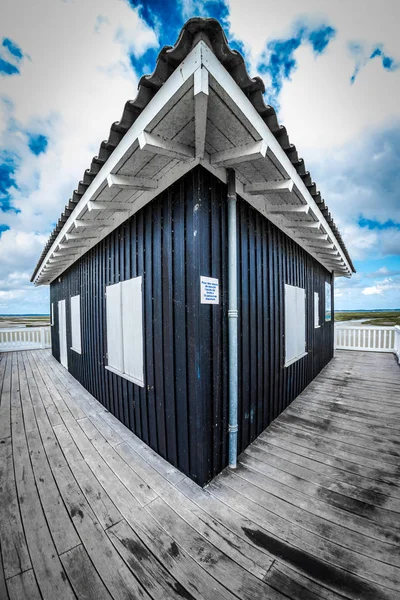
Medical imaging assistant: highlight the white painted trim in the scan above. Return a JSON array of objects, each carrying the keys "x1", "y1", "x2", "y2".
[
  {"x1": 33, "y1": 42, "x2": 203, "y2": 284},
  {"x1": 284, "y1": 352, "x2": 308, "y2": 368},
  {"x1": 105, "y1": 365, "x2": 145, "y2": 387},
  {"x1": 34, "y1": 40, "x2": 352, "y2": 284},
  {"x1": 201, "y1": 43, "x2": 352, "y2": 275},
  {"x1": 194, "y1": 66, "x2": 209, "y2": 159}
]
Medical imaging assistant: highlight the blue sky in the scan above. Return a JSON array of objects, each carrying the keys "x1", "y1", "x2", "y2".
[{"x1": 0, "y1": 0, "x2": 399, "y2": 313}]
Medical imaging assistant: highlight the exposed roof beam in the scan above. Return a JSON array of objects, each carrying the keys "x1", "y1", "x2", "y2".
[
  {"x1": 211, "y1": 140, "x2": 268, "y2": 167},
  {"x1": 138, "y1": 131, "x2": 195, "y2": 160},
  {"x1": 298, "y1": 233, "x2": 329, "y2": 241},
  {"x1": 314, "y1": 249, "x2": 341, "y2": 256},
  {"x1": 285, "y1": 222, "x2": 321, "y2": 230},
  {"x1": 65, "y1": 233, "x2": 97, "y2": 241},
  {"x1": 87, "y1": 201, "x2": 133, "y2": 213},
  {"x1": 52, "y1": 251, "x2": 79, "y2": 259},
  {"x1": 57, "y1": 243, "x2": 86, "y2": 250},
  {"x1": 106, "y1": 174, "x2": 158, "y2": 190},
  {"x1": 194, "y1": 66, "x2": 209, "y2": 159},
  {"x1": 305, "y1": 242, "x2": 335, "y2": 249},
  {"x1": 244, "y1": 179, "x2": 294, "y2": 195},
  {"x1": 267, "y1": 204, "x2": 309, "y2": 214},
  {"x1": 72, "y1": 219, "x2": 112, "y2": 230}
]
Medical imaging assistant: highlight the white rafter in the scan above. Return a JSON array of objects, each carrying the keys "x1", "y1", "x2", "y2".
[
  {"x1": 244, "y1": 179, "x2": 294, "y2": 195},
  {"x1": 211, "y1": 140, "x2": 268, "y2": 167},
  {"x1": 106, "y1": 174, "x2": 158, "y2": 190},
  {"x1": 138, "y1": 131, "x2": 195, "y2": 160}
]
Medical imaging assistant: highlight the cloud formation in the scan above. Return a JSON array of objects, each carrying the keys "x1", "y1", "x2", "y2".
[{"x1": 0, "y1": 0, "x2": 399, "y2": 312}]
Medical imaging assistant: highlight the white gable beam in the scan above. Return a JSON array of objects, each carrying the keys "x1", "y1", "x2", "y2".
[
  {"x1": 244, "y1": 179, "x2": 294, "y2": 195},
  {"x1": 138, "y1": 131, "x2": 194, "y2": 160},
  {"x1": 211, "y1": 140, "x2": 268, "y2": 167},
  {"x1": 106, "y1": 174, "x2": 158, "y2": 190},
  {"x1": 194, "y1": 66, "x2": 209, "y2": 159}
]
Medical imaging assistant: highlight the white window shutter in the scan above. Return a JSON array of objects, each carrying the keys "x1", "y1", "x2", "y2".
[
  {"x1": 285, "y1": 284, "x2": 306, "y2": 365},
  {"x1": 314, "y1": 292, "x2": 319, "y2": 328},
  {"x1": 106, "y1": 282, "x2": 123, "y2": 372},
  {"x1": 296, "y1": 287, "x2": 306, "y2": 356},
  {"x1": 70, "y1": 294, "x2": 82, "y2": 353},
  {"x1": 121, "y1": 276, "x2": 144, "y2": 385},
  {"x1": 285, "y1": 284, "x2": 297, "y2": 363}
]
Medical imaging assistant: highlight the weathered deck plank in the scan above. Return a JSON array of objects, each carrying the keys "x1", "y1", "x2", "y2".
[{"x1": 0, "y1": 349, "x2": 399, "y2": 600}]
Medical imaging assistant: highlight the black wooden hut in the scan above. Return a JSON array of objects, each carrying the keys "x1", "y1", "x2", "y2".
[{"x1": 31, "y1": 18, "x2": 355, "y2": 486}]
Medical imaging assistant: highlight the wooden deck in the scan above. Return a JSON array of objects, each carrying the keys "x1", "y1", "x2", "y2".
[{"x1": 0, "y1": 349, "x2": 399, "y2": 600}]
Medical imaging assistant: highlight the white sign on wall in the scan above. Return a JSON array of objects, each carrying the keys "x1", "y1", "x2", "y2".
[{"x1": 200, "y1": 276, "x2": 219, "y2": 304}]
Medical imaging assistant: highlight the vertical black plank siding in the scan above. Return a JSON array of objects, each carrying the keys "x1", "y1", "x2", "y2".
[
  {"x1": 50, "y1": 165, "x2": 334, "y2": 486},
  {"x1": 236, "y1": 197, "x2": 334, "y2": 454}
]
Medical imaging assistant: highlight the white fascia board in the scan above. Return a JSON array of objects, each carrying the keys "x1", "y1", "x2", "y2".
[
  {"x1": 33, "y1": 42, "x2": 203, "y2": 285},
  {"x1": 201, "y1": 43, "x2": 352, "y2": 276}
]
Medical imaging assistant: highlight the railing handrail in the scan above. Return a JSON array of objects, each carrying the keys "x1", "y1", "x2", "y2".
[
  {"x1": 0, "y1": 325, "x2": 51, "y2": 352},
  {"x1": 0, "y1": 326, "x2": 50, "y2": 333},
  {"x1": 335, "y1": 325, "x2": 395, "y2": 331}
]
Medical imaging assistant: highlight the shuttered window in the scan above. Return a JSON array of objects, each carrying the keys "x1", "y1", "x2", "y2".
[
  {"x1": 285, "y1": 284, "x2": 306, "y2": 366},
  {"x1": 314, "y1": 292, "x2": 320, "y2": 328},
  {"x1": 105, "y1": 276, "x2": 144, "y2": 387},
  {"x1": 70, "y1": 295, "x2": 82, "y2": 353}
]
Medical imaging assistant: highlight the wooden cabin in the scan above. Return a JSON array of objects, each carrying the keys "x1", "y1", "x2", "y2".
[{"x1": 31, "y1": 18, "x2": 355, "y2": 486}]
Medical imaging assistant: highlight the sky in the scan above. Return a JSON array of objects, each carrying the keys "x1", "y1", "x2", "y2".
[{"x1": 0, "y1": 0, "x2": 399, "y2": 313}]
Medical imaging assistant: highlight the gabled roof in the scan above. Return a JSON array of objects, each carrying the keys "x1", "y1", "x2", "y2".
[{"x1": 31, "y1": 17, "x2": 355, "y2": 284}]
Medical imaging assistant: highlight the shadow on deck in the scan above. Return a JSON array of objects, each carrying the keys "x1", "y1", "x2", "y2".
[{"x1": 0, "y1": 349, "x2": 399, "y2": 600}]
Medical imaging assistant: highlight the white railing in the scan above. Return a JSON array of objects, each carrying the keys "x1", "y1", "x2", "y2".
[
  {"x1": 335, "y1": 325, "x2": 398, "y2": 355},
  {"x1": 0, "y1": 327, "x2": 51, "y2": 352},
  {"x1": 395, "y1": 326, "x2": 400, "y2": 364}
]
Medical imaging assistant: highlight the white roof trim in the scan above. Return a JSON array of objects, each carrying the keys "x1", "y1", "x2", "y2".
[{"x1": 33, "y1": 41, "x2": 352, "y2": 284}]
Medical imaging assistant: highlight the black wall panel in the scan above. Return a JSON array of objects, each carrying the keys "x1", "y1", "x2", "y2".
[
  {"x1": 236, "y1": 198, "x2": 334, "y2": 454},
  {"x1": 50, "y1": 167, "x2": 229, "y2": 486},
  {"x1": 50, "y1": 165, "x2": 334, "y2": 486}
]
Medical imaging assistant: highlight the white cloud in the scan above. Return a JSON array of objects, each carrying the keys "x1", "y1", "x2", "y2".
[
  {"x1": 0, "y1": 0, "x2": 158, "y2": 311},
  {"x1": 228, "y1": 0, "x2": 400, "y2": 150},
  {"x1": 362, "y1": 277, "x2": 400, "y2": 296}
]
